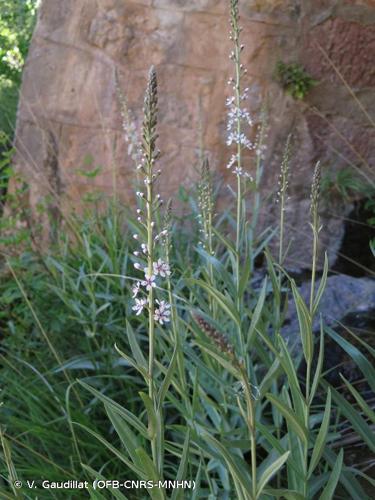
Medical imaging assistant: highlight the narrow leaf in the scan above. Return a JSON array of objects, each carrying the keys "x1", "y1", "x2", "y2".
[
  {"x1": 313, "y1": 253, "x2": 328, "y2": 316},
  {"x1": 308, "y1": 389, "x2": 331, "y2": 477},
  {"x1": 139, "y1": 392, "x2": 157, "y2": 440},
  {"x1": 291, "y1": 280, "x2": 313, "y2": 364},
  {"x1": 266, "y1": 393, "x2": 307, "y2": 446},
  {"x1": 256, "y1": 451, "x2": 290, "y2": 498},
  {"x1": 319, "y1": 449, "x2": 343, "y2": 500}
]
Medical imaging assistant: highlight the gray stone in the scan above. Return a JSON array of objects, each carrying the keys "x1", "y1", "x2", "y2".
[{"x1": 284, "y1": 274, "x2": 375, "y2": 338}]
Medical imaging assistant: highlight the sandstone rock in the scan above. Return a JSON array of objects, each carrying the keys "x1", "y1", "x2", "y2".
[{"x1": 12, "y1": 0, "x2": 375, "y2": 268}]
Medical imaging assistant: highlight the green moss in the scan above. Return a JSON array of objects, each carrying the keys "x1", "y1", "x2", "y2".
[{"x1": 275, "y1": 61, "x2": 317, "y2": 100}]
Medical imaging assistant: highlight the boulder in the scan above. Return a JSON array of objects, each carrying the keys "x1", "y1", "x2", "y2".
[
  {"x1": 12, "y1": 0, "x2": 375, "y2": 268},
  {"x1": 284, "y1": 274, "x2": 375, "y2": 338}
]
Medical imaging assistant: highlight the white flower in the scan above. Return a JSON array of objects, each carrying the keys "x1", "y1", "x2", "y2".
[
  {"x1": 132, "y1": 281, "x2": 141, "y2": 298},
  {"x1": 142, "y1": 273, "x2": 156, "y2": 291},
  {"x1": 226, "y1": 96, "x2": 236, "y2": 107},
  {"x1": 227, "y1": 154, "x2": 238, "y2": 170},
  {"x1": 132, "y1": 298, "x2": 147, "y2": 316},
  {"x1": 156, "y1": 300, "x2": 170, "y2": 312},
  {"x1": 141, "y1": 243, "x2": 148, "y2": 254},
  {"x1": 154, "y1": 301, "x2": 171, "y2": 325},
  {"x1": 134, "y1": 262, "x2": 142, "y2": 270},
  {"x1": 153, "y1": 259, "x2": 171, "y2": 277}
]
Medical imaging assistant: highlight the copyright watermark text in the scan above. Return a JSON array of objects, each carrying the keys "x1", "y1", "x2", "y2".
[{"x1": 13, "y1": 479, "x2": 196, "y2": 491}]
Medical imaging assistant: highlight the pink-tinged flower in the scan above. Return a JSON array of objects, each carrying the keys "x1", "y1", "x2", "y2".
[
  {"x1": 154, "y1": 301, "x2": 171, "y2": 325},
  {"x1": 132, "y1": 281, "x2": 141, "y2": 298},
  {"x1": 156, "y1": 300, "x2": 170, "y2": 312},
  {"x1": 132, "y1": 298, "x2": 147, "y2": 316},
  {"x1": 153, "y1": 259, "x2": 171, "y2": 278},
  {"x1": 142, "y1": 273, "x2": 156, "y2": 291}
]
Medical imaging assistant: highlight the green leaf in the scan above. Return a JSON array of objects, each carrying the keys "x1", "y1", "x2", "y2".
[
  {"x1": 278, "y1": 336, "x2": 305, "y2": 419},
  {"x1": 195, "y1": 245, "x2": 236, "y2": 295},
  {"x1": 264, "y1": 249, "x2": 280, "y2": 308},
  {"x1": 263, "y1": 488, "x2": 304, "y2": 500},
  {"x1": 196, "y1": 341, "x2": 240, "y2": 378},
  {"x1": 126, "y1": 320, "x2": 147, "y2": 369},
  {"x1": 246, "y1": 279, "x2": 267, "y2": 349},
  {"x1": 74, "y1": 423, "x2": 143, "y2": 477},
  {"x1": 81, "y1": 464, "x2": 129, "y2": 500},
  {"x1": 212, "y1": 226, "x2": 236, "y2": 254},
  {"x1": 325, "y1": 326, "x2": 375, "y2": 393},
  {"x1": 238, "y1": 250, "x2": 251, "y2": 297},
  {"x1": 78, "y1": 380, "x2": 148, "y2": 437},
  {"x1": 256, "y1": 451, "x2": 290, "y2": 498},
  {"x1": 312, "y1": 253, "x2": 328, "y2": 316},
  {"x1": 340, "y1": 375, "x2": 375, "y2": 424},
  {"x1": 200, "y1": 431, "x2": 252, "y2": 500},
  {"x1": 324, "y1": 448, "x2": 369, "y2": 500},
  {"x1": 139, "y1": 392, "x2": 157, "y2": 440},
  {"x1": 157, "y1": 345, "x2": 178, "y2": 410},
  {"x1": 290, "y1": 280, "x2": 313, "y2": 364},
  {"x1": 259, "y1": 357, "x2": 282, "y2": 397},
  {"x1": 105, "y1": 404, "x2": 140, "y2": 464},
  {"x1": 319, "y1": 449, "x2": 343, "y2": 500},
  {"x1": 266, "y1": 393, "x2": 307, "y2": 446},
  {"x1": 308, "y1": 389, "x2": 331, "y2": 477},
  {"x1": 189, "y1": 279, "x2": 241, "y2": 328},
  {"x1": 309, "y1": 319, "x2": 325, "y2": 404},
  {"x1": 134, "y1": 448, "x2": 165, "y2": 500},
  {"x1": 115, "y1": 344, "x2": 149, "y2": 381},
  {"x1": 323, "y1": 382, "x2": 375, "y2": 453},
  {"x1": 171, "y1": 429, "x2": 191, "y2": 500}
]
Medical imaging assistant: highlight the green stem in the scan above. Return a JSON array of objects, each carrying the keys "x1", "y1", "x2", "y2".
[
  {"x1": 233, "y1": 23, "x2": 245, "y2": 362},
  {"x1": 146, "y1": 164, "x2": 158, "y2": 471},
  {"x1": 240, "y1": 367, "x2": 257, "y2": 499},
  {"x1": 305, "y1": 210, "x2": 319, "y2": 497},
  {"x1": 309, "y1": 219, "x2": 318, "y2": 315}
]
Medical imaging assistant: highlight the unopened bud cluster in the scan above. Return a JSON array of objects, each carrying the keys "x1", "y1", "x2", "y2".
[
  {"x1": 276, "y1": 134, "x2": 292, "y2": 207},
  {"x1": 116, "y1": 76, "x2": 143, "y2": 167},
  {"x1": 226, "y1": 0, "x2": 254, "y2": 180},
  {"x1": 310, "y1": 161, "x2": 321, "y2": 214},
  {"x1": 197, "y1": 159, "x2": 215, "y2": 249},
  {"x1": 193, "y1": 314, "x2": 239, "y2": 365}
]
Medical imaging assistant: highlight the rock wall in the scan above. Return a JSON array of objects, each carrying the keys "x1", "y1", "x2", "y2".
[{"x1": 12, "y1": 0, "x2": 375, "y2": 268}]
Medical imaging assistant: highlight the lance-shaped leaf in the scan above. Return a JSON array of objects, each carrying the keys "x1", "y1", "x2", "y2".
[
  {"x1": 266, "y1": 393, "x2": 308, "y2": 446},
  {"x1": 308, "y1": 389, "x2": 331, "y2": 477}
]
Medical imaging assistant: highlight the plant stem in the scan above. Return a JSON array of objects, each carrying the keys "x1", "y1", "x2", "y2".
[
  {"x1": 240, "y1": 366, "x2": 257, "y2": 499},
  {"x1": 304, "y1": 162, "x2": 321, "y2": 498},
  {"x1": 309, "y1": 218, "x2": 318, "y2": 315},
  {"x1": 231, "y1": 1, "x2": 245, "y2": 360},
  {"x1": 146, "y1": 152, "x2": 158, "y2": 473}
]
